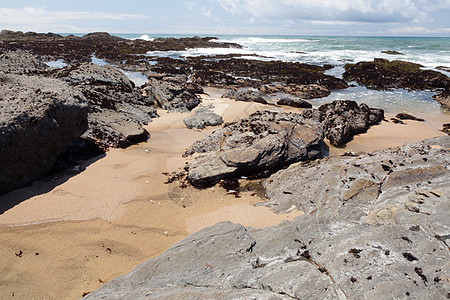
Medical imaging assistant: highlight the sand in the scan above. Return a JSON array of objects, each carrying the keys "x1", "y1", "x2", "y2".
[{"x1": 0, "y1": 89, "x2": 448, "y2": 299}]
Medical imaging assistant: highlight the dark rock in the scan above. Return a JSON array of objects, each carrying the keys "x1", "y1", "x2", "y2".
[
  {"x1": 381, "y1": 50, "x2": 404, "y2": 55},
  {"x1": 311, "y1": 100, "x2": 384, "y2": 146},
  {"x1": 86, "y1": 137, "x2": 449, "y2": 299},
  {"x1": 391, "y1": 118, "x2": 405, "y2": 124},
  {"x1": 0, "y1": 73, "x2": 88, "y2": 195},
  {"x1": 395, "y1": 113, "x2": 425, "y2": 122},
  {"x1": 436, "y1": 66, "x2": 450, "y2": 72},
  {"x1": 183, "y1": 105, "x2": 223, "y2": 129},
  {"x1": 260, "y1": 84, "x2": 330, "y2": 99},
  {"x1": 0, "y1": 50, "x2": 47, "y2": 74},
  {"x1": 433, "y1": 90, "x2": 450, "y2": 109},
  {"x1": 184, "y1": 110, "x2": 323, "y2": 187},
  {"x1": 223, "y1": 88, "x2": 267, "y2": 104},
  {"x1": 277, "y1": 97, "x2": 312, "y2": 108},
  {"x1": 442, "y1": 123, "x2": 450, "y2": 135},
  {"x1": 147, "y1": 76, "x2": 201, "y2": 112},
  {"x1": 343, "y1": 58, "x2": 450, "y2": 91}
]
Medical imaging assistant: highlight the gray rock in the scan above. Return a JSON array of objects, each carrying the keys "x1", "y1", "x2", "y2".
[
  {"x1": 223, "y1": 88, "x2": 268, "y2": 104},
  {"x1": 147, "y1": 76, "x2": 201, "y2": 112},
  {"x1": 277, "y1": 97, "x2": 312, "y2": 108},
  {"x1": 86, "y1": 137, "x2": 449, "y2": 299},
  {"x1": 260, "y1": 84, "x2": 330, "y2": 99},
  {"x1": 183, "y1": 105, "x2": 223, "y2": 129},
  {"x1": 185, "y1": 110, "x2": 323, "y2": 186},
  {"x1": 0, "y1": 73, "x2": 88, "y2": 195},
  {"x1": 0, "y1": 50, "x2": 47, "y2": 75}
]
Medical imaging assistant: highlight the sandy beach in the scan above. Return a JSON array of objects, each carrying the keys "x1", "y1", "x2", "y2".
[{"x1": 0, "y1": 89, "x2": 448, "y2": 299}]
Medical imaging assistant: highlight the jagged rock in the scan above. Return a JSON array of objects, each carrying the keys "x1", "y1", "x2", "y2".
[
  {"x1": 86, "y1": 137, "x2": 450, "y2": 299},
  {"x1": 277, "y1": 97, "x2": 312, "y2": 108},
  {"x1": 183, "y1": 105, "x2": 223, "y2": 129},
  {"x1": 147, "y1": 76, "x2": 201, "y2": 112},
  {"x1": 185, "y1": 110, "x2": 323, "y2": 186},
  {"x1": 442, "y1": 123, "x2": 450, "y2": 135},
  {"x1": 395, "y1": 113, "x2": 425, "y2": 122},
  {"x1": 343, "y1": 58, "x2": 450, "y2": 91},
  {"x1": 433, "y1": 90, "x2": 450, "y2": 109},
  {"x1": 0, "y1": 73, "x2": 88, "y2": 195},
  {"x1": 305, "y1": 100, "x2": 384, "y2": 146},
  {"x1": 0, "y1": 50, "x2": 47, "y2": 74},
  {"x1": 381, "y1": 50, "x2": 404, "y2": 55},
  {"x1": 222, "y1": 88, "x2": 268, "y2": 104},
  {"x1": 261, "y1": 84, "x2": 330, "y2": 99},
  {"x1": 53, "y1": 63, "x2": 157, "y2": 149}
]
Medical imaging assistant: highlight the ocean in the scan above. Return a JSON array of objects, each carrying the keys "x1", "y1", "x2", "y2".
[{"x1": 93, "y1": 34, "x2": 450, "y2": 113}]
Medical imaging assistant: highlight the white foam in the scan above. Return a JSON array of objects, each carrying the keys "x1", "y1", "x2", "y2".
[
  {"x1": 45, "y1": 59, "x2": 67, "y2": 68},
  {"x1": 133, "y1": 34, "x2": 154, "y2": 41}
]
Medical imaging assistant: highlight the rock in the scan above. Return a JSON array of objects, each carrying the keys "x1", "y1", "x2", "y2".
[
  {"x1": 184, "y1": 110, "x2": 323, "y2": 186},
  {"x1": 53, "y1": 63, "x2": 157, "y2": 149},
  {"x1": 0, "y1": 50, "x2": 47, "y2": 74},
  {"x1": 0, "y1": 73, "x2": 88, "y2": 195},
  {"x1": 436, "y1": 66, "x2": 450, "y2": 72},
  {"x1": 147, "y1": 76, "x2": 201, "y2": 112},
  {"x1": 277, "y1": 97, "x2": 312, "y2": 108},
  {"x1": 442, "y1": 123, "x2": 450, "y2": 135},
  {"x1": 433, "y1": 90, "x2": 450, "y2": 109},
  {"x1": 307, "y1": 100, "x2": 384, "y2": 146},
  {"x1": 86, "y1": 137, "x2": 449, "y2": 299},
  {"x1": 261, "y1": 84, "x2": 330, "y2": 99},
  {"x1": 223, "y1": 88, "x2": 267, "y2": 104},
  {"x1": 183, "y1": 105, "x2": 223, "y2": 129},
  {"x1": 343, "y1": 58, "x2": 450, "y2": 91},
  {"x1": 381, "y1": 50, "x2": 404, "y2": 55},
  {"x1": 395, "y1": 113, "x2": 425, "y2": 122}
]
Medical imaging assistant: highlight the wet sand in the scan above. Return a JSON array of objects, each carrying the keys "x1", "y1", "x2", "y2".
[{"x1": 0, "y1": 90, "x2": 448, "y2": 299}]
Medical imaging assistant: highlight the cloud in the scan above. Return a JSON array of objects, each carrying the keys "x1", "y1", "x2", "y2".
[
  {"x1": 388, "y1": 26, "x2": 450, "y2": 34},
  {"x1": 216, "y1": 0, "x2": 447, "y2": 24},
  {"x1": 201, "y1": 7, "x2": 213, "y2": 18},
  {"x1": 0, "y1": 6, "x2": 147, "y2": 26}
]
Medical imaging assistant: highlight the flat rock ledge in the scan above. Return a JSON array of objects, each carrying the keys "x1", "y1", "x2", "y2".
[
  {"x1": 183, "y1": 105, "x2": 223, "y2": 129},
  {"x1": 184, "y1": 110, "x2": 324, "y2": 187},
  {"x1": 85, "y1": 136, "x2": 449, "y2": 299}
]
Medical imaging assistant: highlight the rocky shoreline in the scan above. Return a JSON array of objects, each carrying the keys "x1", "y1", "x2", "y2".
[{"x1": 0, "y1": 31, "x2": 449, "y2": 299}]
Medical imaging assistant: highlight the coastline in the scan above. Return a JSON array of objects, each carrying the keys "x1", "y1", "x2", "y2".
[{"x1": 0, "y1": 90, "x2": 448, "y2": 299}]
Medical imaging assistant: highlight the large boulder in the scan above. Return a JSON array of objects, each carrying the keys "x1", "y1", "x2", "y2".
[
  {"x1": 185, "y1": 110, "x2": 323, "y2": 187},
  {"x1": 0, "y1": 73, "x2": 88, "y2": 195},
  {"x1": 183, "y1": 105, "x2": 223, "y2": 129},
  {"x1": 302, "y1": 100, "x2": 384, "y2": 146},
  {"x1": 0, "y1": 49, "x2": 47, "y2": 75},
  {"x1": 85, "y1": 137, "x2": 450, "y2": 299},
  {"x1": 53, "y1": 63, "x2": 157, "y2": 149},
  {"x1": 222, "y1": 88, "x2": 268, "y2": 104}
]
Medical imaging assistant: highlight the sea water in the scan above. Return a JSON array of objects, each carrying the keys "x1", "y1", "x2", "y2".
[{"x1": 113, "y1": 34, "x2": 450, "y2": 113}]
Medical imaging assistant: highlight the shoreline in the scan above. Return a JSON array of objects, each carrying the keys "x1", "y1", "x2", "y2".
[{"x1": 0, "y1": 91, "x2": 448, "y2": 299}]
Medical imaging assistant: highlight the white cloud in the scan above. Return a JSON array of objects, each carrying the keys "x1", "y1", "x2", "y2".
[
  {"x1": 201, "y1": 7, "x2": 213, "y2": 18},
  {"x1": 216, "y1": 0, "x2": 448, "y2": 24},
  {"x1": 0, "y1": 6, "x2": 147, "y2": 26},
  {"x1": 388, "y1": 26, "x2": 450, "y2": 34}
]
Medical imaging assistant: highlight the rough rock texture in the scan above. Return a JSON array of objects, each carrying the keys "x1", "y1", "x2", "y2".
[
  {"x1": 0, "y1": 49, "x2": 47, "y2": 74},
  {"x1": 86, "y1": 137, "x2": 450, "y2": 299},
  {"x1": 260, "y1": 84, "x2": 330, "y2": 99},
  {"x1": 0, "y1": 73, "x2": 88, "y2": 195},
  {"x1": 53, "y1": 63, "x2": 157, "y2": 149},
  {"x1": 343, "y1": 58, "x2": 450, "y2": 91},
  {"x1": 184, "y1": 110, "x2": 323, "y2": 186},
  {"x1": 395, "y1": 113, "x2": 425, "y2": 122},
  {"x1": 183, "y1": 105, "x2": 223, "y2": 129},
  {"x1": 433, "y1": 91, "x2": 450, "y2": 110},
  {"x1": 146, "y1": 76, "x2": 202, "y2": 112},
  {"x1": 301, "y1": 100, "x2": 384, "y2": 146},
  {"x1": 222, "y1": 88, "x2": 268, "y2": 104},
  {"x1": 277, "y1": 97, "x2": 312, "y2": 108}
]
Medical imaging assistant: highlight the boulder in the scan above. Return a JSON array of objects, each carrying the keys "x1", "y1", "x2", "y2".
[
  {"x1": 183, "y1": 105, "x2": 223, "y2": 129},
  {"x1": 302, "y1": 100, "x2": 384, "y2": 146},
  {"x1": 0, "y1": 73, "x2": 88, "y2": 195},
  {"x1": 395, "y1": 113, "x2": 424, "y2": 122},
  {"x1": 147, "y1": 76, "x2": 201, "y2": 112},
  {"x1": 86, "y1": 137, "x2": 450, "y2": 299},
  {"x1": 277, "y1": 97, "x2": 312, "y2": 108},
  {"x1": 222, "y1": 88, "x2": 268, "y2": 104},
  {"x1": 0, "y1": 50, "x2": 47, "y2": 75},
  {"x1": 185, "y1": 110, "x2": 323, "y2": 186}
]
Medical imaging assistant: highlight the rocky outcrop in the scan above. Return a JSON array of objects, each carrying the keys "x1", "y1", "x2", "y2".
[
  {"x1": 260, "y1": 84, "x2": 330, "y2": 99},
  {"x1": 277, "y1": 97, "x2": 312, "y2": 108},
  {"x1": 53, "y1": 63, "x2": 157, "y2": 149},
  {"x1": 85, "y1": 137, "x2": 449, "y2": 300},
  {"x1": 0, "y1": 73, "x2": 88, "y2": 195},
  {"x1": 222, "y1": 88, "x2": 268, "y2": 104},
  {"x1": 395, "y1": 113, "x2": 424, "y2": 122},
  {"x1": 146, "y1": 76, "x2": 202, "y2": 112},
  {"x1": 433, "y1": 90, "x2": 450, "y2": 109},
  {"x1": 343, "y1": 58, "x2": 450, "y2": 91},
  {"x1": 184, "y1": 110, "x2": 323, "y2": 187},
  {"x1": 301, "y1": 100, "x2": 384, "y2": 146},
  {"x1": 0, "y1": 50, "x2": 47, "y2": 74},
  {"x1": 183, "y1": 105, "x2": 223, "y2": 129}
]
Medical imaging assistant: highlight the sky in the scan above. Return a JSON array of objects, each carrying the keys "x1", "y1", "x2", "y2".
[{"x1": 0, "y1": 0, "x2": 450, "y2": 36}]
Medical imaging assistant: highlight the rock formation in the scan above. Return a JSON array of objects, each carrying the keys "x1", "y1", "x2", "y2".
[
  {"x1": 184, "y1": 110, "x2": 323, "y2": 187},
  {"x1": 183, "y1": 105, "x2": 223, "y2": 129},
  {"x1": 86, "y1": 136, "x2": 450, "y2": 300},
  {"x1": 0, "y1": 73, "x2": 88, "y2": 195}
]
